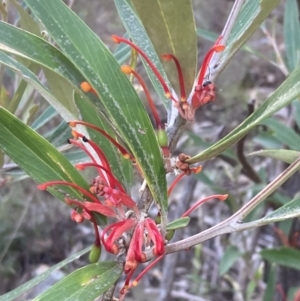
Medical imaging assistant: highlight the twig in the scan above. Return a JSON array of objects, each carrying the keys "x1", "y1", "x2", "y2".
[
  {"x1": 210, "y1": 0, "x2": 246, "y2": 81},
  {"x1": 236, "y1": 100, "x2": 261, "y2": 183},
  {"x1": 261, "y1": 24, "x2": 289, "y2": 76},
  {"x1": 141, "y1": 155, "x2": 300, "y2": 258}
]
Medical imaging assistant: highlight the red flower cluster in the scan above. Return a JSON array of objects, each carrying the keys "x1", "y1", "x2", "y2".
[
  {"x1": 38, "y1": 36, "x2": 228, "y2": 296},
  {"x1": 112, "y1": 34, "x2": 225, "y2": 121},
  {"x1": 37, "y1": 121, "x2": 166, "y2": 293}
]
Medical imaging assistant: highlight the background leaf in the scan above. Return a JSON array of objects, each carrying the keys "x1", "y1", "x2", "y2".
[
  {"x1": 260, "y1": 118, "x2": 300, "y2": 150},
  {"x1": 248, "y1": 149, "x2": 300, "y2": 164},
  {"x1": 284, "y1": 0, "x2": 300, "y2": 71},
  {"x1": 262, "y1": 264, "x2": 276, "y2": 301},
  {"x1": 219, "y1": 246, "x2": 242, "y2": 275},
  {"x1": 261, "y1": 247, "x2": 300, "y2": 270},
  {"x1": 0, "y1": 51, "x2": 78, "y2": 121},
  {"x1": 31, "y1": 262, "x2": 122, "y2": 301}
]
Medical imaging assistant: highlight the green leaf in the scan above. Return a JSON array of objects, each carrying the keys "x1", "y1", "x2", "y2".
[
  {"x1": 115, "y1": 0, "x2": 171, "y2": 108},
  {"x1": 0, "y1": 21, "x2": 85, "y2": 91},
  {"x1": 223, "y1": 0, "x2": 281, "y2": 64},
  {"x1": 7, "y1": 75, "x2": 30, "y2": 114},
  {"x1": 45, "y1": 121, "x2": 71, "y2": 147},
  {"x1": 263, "y1": 264, "x2": 276, "y2": 301},
  {"x1": 43, "y1": 68, "x2": 79, "y2": 118},
  {"x1": 114, "y1": 33, "x2": 131, "y2": 64},
  {"x1": 253, "y1": 131, "x2": 282, "y2": 149},
  {"x1": 248, "y1": 149, "x2": 300, "y2": 164},
  {"x1": 260, "y1": 195, "x2": 300, "y2": 223},
  {"x1": 293, "y1": 101, "x2": 300, "y2": 129},
  {"x1": 261, "y1": 247, "x2": 300, "y2": 270},
  {"x1": 188, "y1": 64, "x2": 300, "y2": 163},
  {"x1": 130, "y1": 0, "x2": 197, "y2": 97},
  {"x1": 64, "y1": 150, "x2": 89, "y2": 165},
  {"x1": 0, "y1": 107, "x2": 89, "y2": 202},
  {"x1": 260, "y1": 118, "x2": 300, "y2": 150},
  {"x1": 166, "y1": 216, "x2": 190, "y2": 230},
  {"x1": 8, "y1": 0, "x2": 41, "y2": 36},
  {"x1": 31, "y1": 105, "x2": 58, "y2": 130},
  {"x1": 0, "y1": 246, "x2": 92, "y2": 301},
  {"x1": 31, "y1": 262, "x2": 122, "y2": 301},
  {"x1": 219, "y1": 246, "x2": 242, "y2": 275},
  {"x1": 284, "y1": 0, "x2": 300, "y2": 71},
  {"x1": 74, "y1": 93, "x2": 132, "y2": 191},
  {"x1": 24, "y1": 0, "x2": 167, "y2": 214},
  {"x1": 0, "y1": 50, "x2": 77, "y2": 122}
]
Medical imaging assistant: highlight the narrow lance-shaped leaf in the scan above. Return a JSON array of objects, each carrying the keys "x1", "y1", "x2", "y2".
[
  {"x1": 248, "y1": 149, "x2": 300, "y2": 164},
  {"x1": 0, "y1": 51, "x2": 78, "y2": 121},
  {"x1": 261, "y1": 247, "x2": 300, "y2": 270},
  {"x1": 260, "y1": 118, "x2": 300, "y2": 151},
  {"x1": 0, "y1": 21, "x2": 85, "y2": 89},
  {"x1": 284, "y1": 0, "x2": 300, "y2": 71},
  {"x1": 188, "y1": 64, "x2": 300, "y2": 163},
  {"x1": 0, "y1": 107, "x2": 89, "y2": 201},
  {"x1": 31, "y1": 262, "x2": 123, "y2": 301},
  {"x1": 131, "y1": 0, "x2": 197, "y2": 97},
  {"x1": 260, "y1": 195, "x2": 300, "y2": 224},
  {"x1": 24, "y1": 0, "x2": 168, "y2": 214}
]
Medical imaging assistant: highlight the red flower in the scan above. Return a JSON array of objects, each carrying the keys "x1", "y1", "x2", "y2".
[
  {"x1": 112, "y1": 35, "x2": 225, "y2": 121},
  {"x1": 100, "y1": 217, "x2": 165, "y2": 274}
]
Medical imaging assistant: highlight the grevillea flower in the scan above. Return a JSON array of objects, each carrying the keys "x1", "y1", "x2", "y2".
[
  {"x1": 111, "y1": 34, "x2": 225, "y2": 121},
  {"x1": 37, "y1": 119, "x2": 228, "y2": 297},
  {"x1": 37, "y1": 121, "x2": 166, "y2": 296}
]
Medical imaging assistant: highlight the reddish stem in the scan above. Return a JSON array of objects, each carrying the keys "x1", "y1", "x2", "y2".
[
  {"x1": 162, "y1": 54, "x2": 186, "y2": 102},
  {"x1": 182, "y1": 194, "x2": 228, "y2": 217},
  {"x1": 65, "y1": 197, "x2": 101, "y2": 245},
  {"x1": 68, "y1": 139, "x2": 108, "y2": 185},
  {"x1": 72, "y1": 131, "x2": 111, "y2": 174},
  {"x1": 75, "y1": 163, "x2": 125, "y2": 193},
  {"x1": 121, "y1": 65, "x2": 163, "y2": 129},
  {"x1": 69, "y1": 121, "x2": 132, "y2": 160},
  {"x1": 168, "y1": 172, "x2": 186, "y2": 197},
  {"x1": 131, "y1": 254, "x2": 164, "y2": 287},
  {"x1": 38, "y1": 180, "x2": 101, "y2": 204},
  {"x1": 112, "y1": 35, "x2": 176, "y2": 102},
  {"x1": 196, "y1": 42, "x2": 225, "y2": 87}
]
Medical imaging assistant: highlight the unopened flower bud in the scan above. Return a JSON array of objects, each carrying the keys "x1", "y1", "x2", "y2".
[
  {"x1": 89, "y1": 243, "x2": 101, "y2": 263},
  {"x1": 156, "y1": 128, "x2": 168, "y2": 148}
]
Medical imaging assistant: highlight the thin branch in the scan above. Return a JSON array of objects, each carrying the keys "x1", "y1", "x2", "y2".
[
  {"x1": 236, "y1": 100, "x2": 261, "y2": 183},
  {"x1": 261, "y1": 24, "x2": 289, "y2": 76},
  {"x1": 142, "y1": 155, "x2": 300, "y2": 258},
  {"x1": 210, "y1": 0, "x2": 246, "y2": 81}
]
